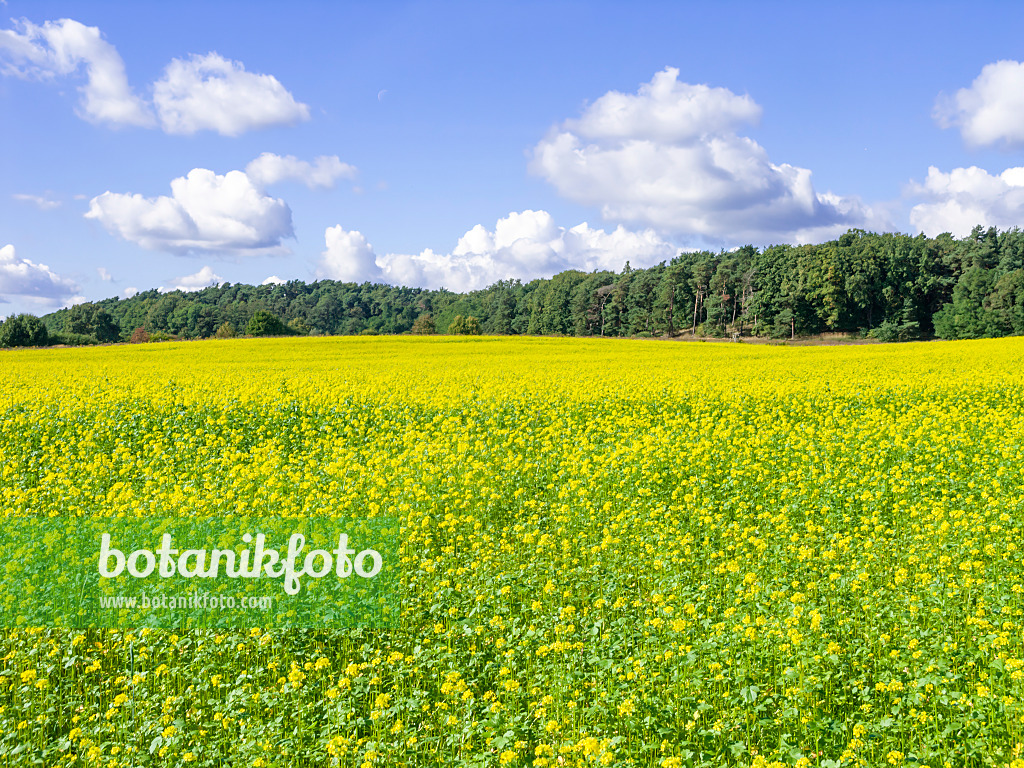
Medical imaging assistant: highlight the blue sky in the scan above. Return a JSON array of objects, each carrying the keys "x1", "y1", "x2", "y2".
[{"x1": 3, "y1": 0, "x2": 1024, "y2": 319}]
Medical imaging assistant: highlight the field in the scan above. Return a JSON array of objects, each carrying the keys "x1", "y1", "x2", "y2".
[{"x1": 2, "y1": 336, "x2": 1024, "y2": 768}]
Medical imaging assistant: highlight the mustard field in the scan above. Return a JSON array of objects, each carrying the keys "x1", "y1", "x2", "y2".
[{"x1": 2, "y1": 335, "x2": 1024, "y2": 768}]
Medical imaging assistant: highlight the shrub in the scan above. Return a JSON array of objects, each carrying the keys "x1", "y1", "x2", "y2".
[
  {"x1": 868, "y1": 320, "x2": 921, "y2": 343},
  {"x1": 130, "y1": 327, "x2": 150, "y2": 344},
  {"x1": 48, "y1": 331, "x2": 97, "y2": 346}
]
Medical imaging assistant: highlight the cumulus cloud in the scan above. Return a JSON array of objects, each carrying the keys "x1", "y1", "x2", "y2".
[
  {"x1": 909, "y1": 165, "x2": 1024, "y2": 238},
  {"x1": 261, "y1": 275, "x2": 287, "y2": 285},
  {"x1": 12, "y1": 193, "x2": 61, "y2": 210},
  {"x1": 85, "y1": 168, "x2": 294, "y2": 255},
  {"x1": 566, "y1": 71, "x2": 761, "y2": 143},
  {"x1": 163, "y1": 265, "x2": 224, "y2": 293},
  {"x1": 530, "y1": 67, "x2": 880, "y2": 244},
  {"x1": 1, "y1": 20, "x2": 309, "y2": 136},
  {"x1": 153, "y1": 53, "x2": 309, "y2": 136},
  {"x1": 935, "y1": 61, "x2": 1024, "y2": 149},
  {"x1": 123, "y1": 287, "x2": 138, "y2": 298},
  {"x1": 0, "y1": 244, "x2": 80, "y2": 305},
  {"x1": 0, "y1": 18, "x2": 153, "y2": 127},
  {"x1": 318, "y1": 227, "x2": 381, "y2": 284},
  {"x1": 316, "y1": 210, "x2": 677, "y2": 291},
  {"x1": 245, "y1": 153, "x2": 356, "y2": 189},
  {"x1": 96, "y1": 267, "x2": 112, "y2": 281}
]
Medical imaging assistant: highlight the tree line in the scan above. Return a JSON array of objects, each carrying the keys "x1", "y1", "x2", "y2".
[{"x1": 3, "y1": 225, "x2": 1024, "y2": 347}]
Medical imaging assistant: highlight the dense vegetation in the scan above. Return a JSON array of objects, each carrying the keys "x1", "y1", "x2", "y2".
[{"x1": 5, "y1": 225, "x2": 1024, "y2": 347}]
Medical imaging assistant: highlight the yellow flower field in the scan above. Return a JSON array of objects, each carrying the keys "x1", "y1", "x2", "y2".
[{"x1": 2, "y1": 336, "x2": 1024, "y2": 767}]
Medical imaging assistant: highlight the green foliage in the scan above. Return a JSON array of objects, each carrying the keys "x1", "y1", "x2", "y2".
[
  {"x1": 148, "y1": 330, "x2": 174, "y2": 342},
  {"x1": 410, "y1": 314, "x2": 436, "y2": 335},
  {"x1": 770, "y1": 308, "x2": 795, "y2": 340},
  {"x1": 0, "y1": 314, "x2": 49, "y2": 347},
  {"x1": 64, "y1": 304, "x2": 120, "y2": 342},
  {"x1": 868, "y1": 320, "x2": 920, "y2": 343},
  {"x1": 435, "y1": 299, "x2": 482, "y2": 334},
  {"x1": 36, "y1": 225, "x2": 1024, "y2": 343},
  {"x1": 447, "y1": 314, "x2": 481, "y2": 335},
  {"x1": 288, "y1": 317, "x2": 310, "y2": 335},
  {"x1": 49, "y1": 331, "x2": 98, "y2": 346},
  {"x1": 245, "y1": 310, "x2": 291, "y2": 337},
  {"x1": 215, "y1": 322, "x2": 236, "y2": 339}
]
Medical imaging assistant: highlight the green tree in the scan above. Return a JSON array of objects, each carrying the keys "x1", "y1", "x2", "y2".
[
  {"x1": 245, "y1": 310, "x2": 291, "y2": 337},
  {"x1": 933, "y1": 266, "x2": 998, "y2": 339},
  {"x1": 447, "y1": 315, "x2": 481, "y2": 335},
  {"x1": 63, "y1": 304, "x2": 120, "y2": 342},
  {"x1": 987, "y1": 269, "x2": 1024, "y2": 335},
  {"x1": 410, "y1": 314, "x2": 436, "y2": 334},
  {"x1": 0, "y1": 314, "x2": 49, "y2": 347}
]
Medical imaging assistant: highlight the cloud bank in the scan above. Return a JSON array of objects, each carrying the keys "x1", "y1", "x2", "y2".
[
  {"x1": 531, "y1": 67, "x2": 881, "y2": 244},
  {"x1": 317, "y1": 210, "x2": 677, "y2": 291}
]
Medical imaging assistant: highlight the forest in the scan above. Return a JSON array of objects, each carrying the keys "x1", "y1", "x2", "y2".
[{"x1": 4, "y1": 225, "x2": 1024, "y2": 346}]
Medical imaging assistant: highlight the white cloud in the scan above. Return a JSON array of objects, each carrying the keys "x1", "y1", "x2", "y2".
[
  {"x1": 909, "y1": 165, "x2": 1024, "y2": 238},
  {"x1": 85, "y1": 168, "x2": 294, "y2": 255},
  {"x1": 1, "y1": 20, "x2": 309, "y2": 136},
  {"x1": 245, "y1": 153, "x2": 357, "y2": 189},
  {"x1": 530, "y1": 67, "x2": 881, "y2": 244},
  {"x1": 318, "y1": 227, "x2": 381, "y2": 284},
  {"x1": 153, "y1": 53, "x2": 309, "y2": 136},
  {"x1": 0, "y1": 244, "x2": 80, "y2": 304},
  {"x1": 262, "y1": 275, "x2": 287, "y2": 285},
  {"x1": 317, "y1": 210, "x2": 677, "y2": 291},
  {"x1": 12, "y1": 193, "x2": 60, "y2": 210},
  {"x1": 935, "y1": 60, "x2": 1024, "y2": 149},
  {"x1": 0, "y1": 18, "x2": 153, "y2": 127},
  {"x1": 123, "y1": 287, "x2": 138, "y2": 298},
  {"x1": 96, "y1": 267, "x2": 112, "y2": 281},
  {"x1": 163, "y1": 266, "x2": 224, "y2": 293},
  {"x1": 567, "y1": 70, "x2": 761, "y2": 143}
]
